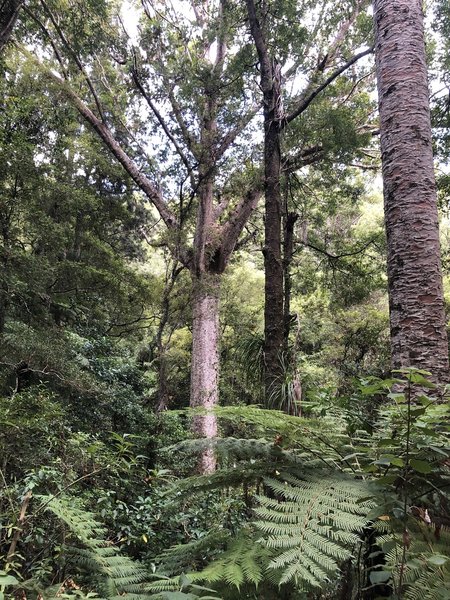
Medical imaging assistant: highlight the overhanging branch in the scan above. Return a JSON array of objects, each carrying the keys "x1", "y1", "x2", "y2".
[
  {"x1": 284, "y1": 46, "x2": 374, "y2": 127},
  {"x1": 21, "y1": 49, "x2": 179, "y2": 230}
]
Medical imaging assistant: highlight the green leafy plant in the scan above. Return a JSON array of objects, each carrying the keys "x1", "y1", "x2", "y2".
[{"x1": 255, "y1": 472, "x2": 374, "y2": 590}]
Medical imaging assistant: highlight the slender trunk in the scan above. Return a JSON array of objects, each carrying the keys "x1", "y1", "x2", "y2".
[
  {"x1": 6, "y1": 490, "x2": 32, "y2": 563},
  {"x1": 263, "y1": 83, "x2": 284, "y2": 398},
  {"x1": 0, "y1": 282, "x2": 7, "y2": 334},
  {"x1": 190, "y1": 273, "x2": 220, "y2": 474},
  {"x1": 0, "y1": 213, "x2": 11, "y2": 335},
  {"x1": 283, "y1": 211, "x2": 298, "y2": 355},
  {"x1": 374, "y1": 0, "x2": 449, "y2": 382},
  {"x1": 246, "y1": 0, "x2": 285, "y2": 400}
]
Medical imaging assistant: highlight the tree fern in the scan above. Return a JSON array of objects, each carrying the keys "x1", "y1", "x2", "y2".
[
  {"x1": 37, "y1": 495, "x2": 220, "y2": 600},
  {"x1": 254, "y1": 471, "x2": 374, "y2": 590}
]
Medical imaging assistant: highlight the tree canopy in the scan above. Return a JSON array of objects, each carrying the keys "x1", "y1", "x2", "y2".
[{"x1": 1, "y1": 1, "x2": 450, "y2": 599}]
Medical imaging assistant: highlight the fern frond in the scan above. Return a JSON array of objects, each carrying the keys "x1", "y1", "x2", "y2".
[
  {"x1": 168, "y1": 460, "x2": 290, "y2": 496},
  {"x1": 254, "y1": 471, "x2": 374, "y2": 589},
  {"x1": 37, "y1": 495, "x2": 155, "y2": 599},
  {"x1": 157, "y1": 530, "x2": 231, "y2": 575},
  {"x1": 194, "y1": 529, "x2": 272, "y2": 590}
]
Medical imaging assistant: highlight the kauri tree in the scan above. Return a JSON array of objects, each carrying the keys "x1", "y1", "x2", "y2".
[{"x1": 374, "y1": 0, "x2": 449, "y2": 382}]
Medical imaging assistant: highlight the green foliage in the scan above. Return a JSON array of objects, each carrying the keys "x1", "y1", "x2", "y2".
[
  {"x1": 255, "y1": 472, "x2": 373, "y2": 590},
  {"x1": 1, "y1": 1, "x2": 449, "y2": 599},
  {"x1": 24, "y1": 495, "x2": 220, "y2": 600},
  {"x1": 197, "y1": 530, "x2": 271, "y2": 590},
  {"x1": 383, "y1": 523, "x2": 450, "y2": 600}
]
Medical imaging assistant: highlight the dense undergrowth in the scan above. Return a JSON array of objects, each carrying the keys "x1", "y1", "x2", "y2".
[{"x1": 2, "y1": 370, "x2": 450, "y2": 600}]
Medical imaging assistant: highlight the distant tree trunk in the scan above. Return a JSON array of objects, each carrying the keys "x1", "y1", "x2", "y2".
[
  {"x1": 0, "y1": 280, "x2": 7, "y2": 333},
  {"x1": 283, "y1": 210, "x2": 298, "y2": 355},
  {"x1": 0, "y1": 0, "x2": 22, "y2": 52},
  {"x1": 374, "y1": 0, "x2": 449, "y2": 382},
  {"x1": 190, "y1": 273, "x2": 220, "y2": 473},
  {"x1": 0, "y1": 195, "x2": 12, "y2": 334}
]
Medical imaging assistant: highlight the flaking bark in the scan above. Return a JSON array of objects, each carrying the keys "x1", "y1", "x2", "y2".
[
  {"x1": 374, "y1": 0, "x2": 449, "y2": 382},
  {"x1": 190, "y1": 274, "x2": 220, "y2": 473}
]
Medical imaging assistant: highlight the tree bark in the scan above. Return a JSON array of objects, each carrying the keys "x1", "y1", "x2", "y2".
[
  {"x1": 246, "y1": 0, "x2": 284, "y2": 401},
  {"x1": 263, "y1": 75, "x2": 284, "y2": 400},
  {"x1": 374, "y1": 0, "x2": 449, "y2": 382},
  {"x1": 283, "y1": 211, "x2": 298, "y2": 354},
  {"x1": 190, "y1": 273, "x2": 220, "y2": 474}
]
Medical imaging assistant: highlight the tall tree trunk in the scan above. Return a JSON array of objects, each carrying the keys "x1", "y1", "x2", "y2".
[
  {"x1": 0, "y1": 0, "x2": 22, "y2": 52},
  {"x1": 374, "y1": 0, "x2": 449, "y2": 382},
  {"x1": 0, "y1": 280, "x2": 7, "y2": 334},
  {"x1": 263, "y1": 73, "x2": 284, "y2": 400},
  {"x1": 0, "y1": 205, "x2": 11, "y2": 335},
  {"x1": 246, "y1": 0, "x2": 284, "y2": 400},
  {"x1": 190, "y1": 273, "x2": 220, "y2": 474}
]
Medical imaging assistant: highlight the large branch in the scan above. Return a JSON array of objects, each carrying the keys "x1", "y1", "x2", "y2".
[
  {"x1": 299, "y1": 238, "x2": 378, "y2": 261},
  {"x1": 284, "y1": 0, "x2": 369, "y2": 80},
  {"x1": 166, "y1": 86, "x2": 200, "y2": 161},
  {"x1": 245, "y1": 0, "x2": 272, "y2": 91},
  {"x1": 212, "y1": 0, "x2": 227, "y2": 71},
  {"x1": 22, "y1": 53, "x2": 179, "y2": 229},
  {"x1": 282, "y1": 145, "x2": 325, "y2": 174},
  {"x1": 284, "y1": 46, "x2": 374, "y2": 127},
  {"x1": 132, "y1": 67, "x2": 196, "y2": 185},
  {"x1": 219, "y1": 179, "x2": 263, "y2": 269},
  {"x1": 39, "y1": 0, "x2": 106, "y2": 123},
  {"x1": 22, "y1": 5, "x2": 69, "y2": 79},
  {"x1": 74, "y1": 103, "x2": 178, "y2": 229},
  {"x1": 325, "y1": 0, "x2": 369, "y2": 65},
  {"x1": 0, "y1": 0, "x2": 23, "y2": 52},
  {"x1": 216, "y1": 102, "x2": 259, "y2": 160}
]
